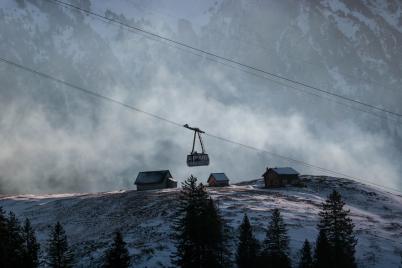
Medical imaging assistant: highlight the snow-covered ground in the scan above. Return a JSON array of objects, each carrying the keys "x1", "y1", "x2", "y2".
[{"x1": 1, "y1": 176, "x2": 402, "y2": 267}]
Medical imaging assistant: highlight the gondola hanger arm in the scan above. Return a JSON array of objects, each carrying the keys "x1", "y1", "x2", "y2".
[{"x1": 183, "y1": 124, "x2": 205, "y2": 133}]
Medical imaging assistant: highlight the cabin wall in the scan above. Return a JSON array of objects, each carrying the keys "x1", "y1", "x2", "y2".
[
  {"x1": 215, "y1": 181, "x2": 229, "y2": 186},
  {"x1": 208, "y1": 177, "x2": 217, "y2": 187},
  {"x1": 136, "y1": 181, "x2": 168, "y2": 191},
  {"x1": 137, "y1": 178, "x2": 177, "y2": 191},
  {"x1": 208, "y1": 177, "x2": 229, "y2": 187},
  {"x1": 264, "y1": 171, "x2": 300, "y2": 188},
  {"x1": 264, "y1": 172, "x2": 281, "y2": 187},
  {"x1": 281, "y1": 174, "x2": 299, "y2": 184},
  {"x1": 167, "y1": 179, "x2": 177, "y2": 188}
]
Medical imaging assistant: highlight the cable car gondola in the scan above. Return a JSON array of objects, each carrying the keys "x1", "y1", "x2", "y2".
[{"x1": 184, "y1": 124, "x2": 210, "y2": 167}]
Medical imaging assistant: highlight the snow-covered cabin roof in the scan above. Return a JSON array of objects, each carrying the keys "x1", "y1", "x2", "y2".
[
  {"x1": 264, "y1": 167, "x2": 299, "y2": 176},
  {"x1": 208, "y1": 173, "x2": 229, "y2": 182},
  {"x1": 135, "y1": 170, "x2": 172, "y2": 185}
]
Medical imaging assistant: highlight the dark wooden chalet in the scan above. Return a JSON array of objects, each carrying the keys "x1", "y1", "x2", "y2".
[
  {"x1": 262, "y1": 167, "x2": 300, "y2": 188},
  {"x1": 135, "y1": 170, "x2": 177, "y2": 191},
  {"x1": 207, "y1": 173, "x2": 230, "y2": 187}
]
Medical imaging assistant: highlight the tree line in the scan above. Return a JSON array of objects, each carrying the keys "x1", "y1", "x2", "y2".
[
  {"x1": 173, "y1": 176, "x2": 358, "y2": 268},
  {"x1": 235, "y1": 190, "x2": 357, "y2": 268},
  {"x1": 1, "y1": 175, "x2": 359, "y2": 267},
  {"x1": 0, "y1": 207, "x2": 129, "y2": 267}
]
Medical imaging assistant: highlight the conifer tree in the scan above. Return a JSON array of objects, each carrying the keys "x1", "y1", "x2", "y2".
[
  {"x1": 399, "y1": 252, "x2": 402, "y2": 268},
  {"x1": 313, "y1": 229, "x2": 332, "y2": 268},
  {"x1": 21, "y1": 218, "x2": 40, "y2": 268},
  {"x1": 172, "y1": 175, "x2": 228, "y2": 268},
  {"x1": 236, "y1": 213, "x2": 259, "y2": 268},
  {"x1": 317, "y1": 190, "x2": 357, "y2": 268},
  {"x1": 220, "y1": 215, "x2": 234, "y2": 268},
  {"x1": 0, "y1": 207, "x2": 8, "y2": 267},
  {"x1": 400, "y1": 252, "x2": 402, "y2": 268},
  {"x1": 6, "y1": 211, "x2": 25, "y2": 267},
  {"x1": 298, "y1": 239, "x2": 313, "y2": 268},
  {"x1": 47, "y1": 221, "x2": 74, "y2": 268},
  {"x1": 261, "y1": 208, "x2": 291, "y2": 268},
  {"x1": 103, "y1": 231, "x2": 130, "y2": 268},
  {"x1": 0, "y1": 210, "x2": 39, "y2": 268},
  {"x1": 202, "y1": 197, "x2": 231, "y2": 267},
  {"x1": 172, "y1": 175, "x2": 202, "y2": 267}
]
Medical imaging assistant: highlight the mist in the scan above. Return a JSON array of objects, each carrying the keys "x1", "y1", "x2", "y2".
[{"x1": 0, "y1": 0, "x2": 401, "y2": 194}]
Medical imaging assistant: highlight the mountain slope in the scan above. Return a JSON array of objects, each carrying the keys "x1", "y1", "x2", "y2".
[
  {"x1": 1, "y1": 176, "x2": 402, "y2": 267},
  {"x1": 1, "y1": 0, "x2": 402, "y2": 194}
]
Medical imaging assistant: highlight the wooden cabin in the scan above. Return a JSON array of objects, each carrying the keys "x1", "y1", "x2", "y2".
[
  {"x1": 207, "y1": 173, "x2": 229, "y2": 187},
  {"x1": 262, "y1": 167, "x2": 300, "y2": 188},
  {"x1": 135, "y1": 170, "x2": 177, "y2": 191}
]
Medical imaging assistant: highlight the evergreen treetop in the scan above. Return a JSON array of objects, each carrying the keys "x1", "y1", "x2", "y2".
[
  {"x1": 236, "y1": 213, "x2": 259, "y2": 268},
  {"x1": 0, "y1": 210, "x2": 40, "y2": 267},
  {"x1": 6, "y1": 211, "x2": 25, "y2": 267},
  {"x1": 0, "y1": 207, "x2": 8, "y2": 268},
  {"x1": 172, "y1": 175, "x2": 229, "y2": 268},
  {"x1": 103, "y1": 231, "x2": 130, "y2": 268},
  {"x1": 263, "y1": 209, "x2": 290, "y2": 255},
  {"x1": 317, "y1": 190, "x2": 357, "y2": 268},
  {"x1": 22, "y1": 218, "x2": 40, "y2": 268},
  {"x1": 47, "y1": 221, "x2": 74, "y2": 268},
  {"x1": 261, "y1": 208, "x2": 291, "y2": 268},
  {"x1": 298, "y1": 239, "x2": 313, "y2": 268},
  {"x1": 314, "y1": 228, "x2": 332, "y2": 268}
]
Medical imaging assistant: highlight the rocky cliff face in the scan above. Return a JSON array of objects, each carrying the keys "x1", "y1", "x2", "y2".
[
  {"x1": 0, "y1": 0, "x2": 401, "y2": 193},
  {"x1": 199, "y1": 0, "x2": 402, "y2": 124}
]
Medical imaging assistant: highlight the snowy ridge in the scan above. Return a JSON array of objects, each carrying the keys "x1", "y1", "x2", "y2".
[{"x1": 1, "y1": 176, "x2": 402, "y2": 267}]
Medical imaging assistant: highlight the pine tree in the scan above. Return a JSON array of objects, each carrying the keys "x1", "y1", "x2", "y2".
[
  {"x1": 298, "y1": 239, "x2": 313, "y2": 268},
  {"x1": 236, "y1": 214, "x2": 259, "y2": 268},
  {"x1": 6, "y1": 211, "x2": 25, "y2": 267},
  {"x1": 314, "y1": 229, "x2": 332, "y2": 268},
  {"x1": 172, "y1": 175, "x2": 228, "y2": 268},
  {"x1": 400, "y1": 252, "x2": 402, "y2": 268},
  {"x1": 47, "y1": 222, "x2": 74, "y2": 268},
  {"x1": 220, "y1": 215, "x2": 234, "y2": 268},
  {"x1": 261, "y1": 208, "x2": 291, "y2": 268},
  {"x1": 103, "y1": 231, "x2": 130, "y2": 268},
  {"x1": 318, "y1": 190, "x2": 357, "y2": 268},
  {"x1": 21, "y1": 218, "x2": 40, "y2": 268},
  {"x1": 172, "y1": 175, "x2": 203, "y2": 268},
  {"x1": 201, "y1": 198, "x2": 230, "y2": 267},
  {"x1": 0, "y1": 210, "x2": 39, "y2": 268},
  {"x1": 399, "y1": 252, "x2": 402, "y2": 268},
  {"x1": 0, "y1": 207, "x2": 8, "y2": 267}
]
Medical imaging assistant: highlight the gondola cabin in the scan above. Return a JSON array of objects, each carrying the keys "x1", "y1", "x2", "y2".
[
  {"x1": 262, "y1": 167, "x2": 300, "y2": 188},
  {"x1": 187, "y1": 153, "x2": 210, "y2": 167},
  {"x1": 207, "y1": 173, "x2": 229, "y2": 187},
  {"x1": 135, "y1": 170, "x2": 177, "y2": 191},
  {"x1": 184, "y1": 124, "x2": 210, "y2": 167}
]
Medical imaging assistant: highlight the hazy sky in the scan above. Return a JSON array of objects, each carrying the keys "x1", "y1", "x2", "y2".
[{"x1": 0, "y1": 0, "x2": 401, "y2": 194}]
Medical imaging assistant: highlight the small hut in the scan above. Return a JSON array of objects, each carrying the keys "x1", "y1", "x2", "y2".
[
  {"x1": 207, "y1": 173, "x2": 230, "y2": 187},
  {"x1": 262, "y1": 167, "x2": 300, "y2": 188},
  {"x1": 135, "y1": 170, "x2": 177, "y2": 191}
]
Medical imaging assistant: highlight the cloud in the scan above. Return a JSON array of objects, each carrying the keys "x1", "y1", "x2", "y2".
[{"x1": 0, "y1": 0, "x2": 401, "y2": 194}]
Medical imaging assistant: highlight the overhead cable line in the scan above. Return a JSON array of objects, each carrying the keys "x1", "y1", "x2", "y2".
[
  {"x1": 43, "y1": 0, "x2": 402, "y2": 120},
  {"x1": 204, "y1": 132, "x2": 401, "y2": 194},
  {"x1": 0, "y1": 57, "x2": 182, "y2": 128},
  {"x1": 42, "y1": 0, "x2": 401, "y2": 124},
  {"x1": 1, "y1": 56, "x2": 400, "y2": 195},
  {"x1": 127, "y1": 0, "x2": 401, "y2": 94}
]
